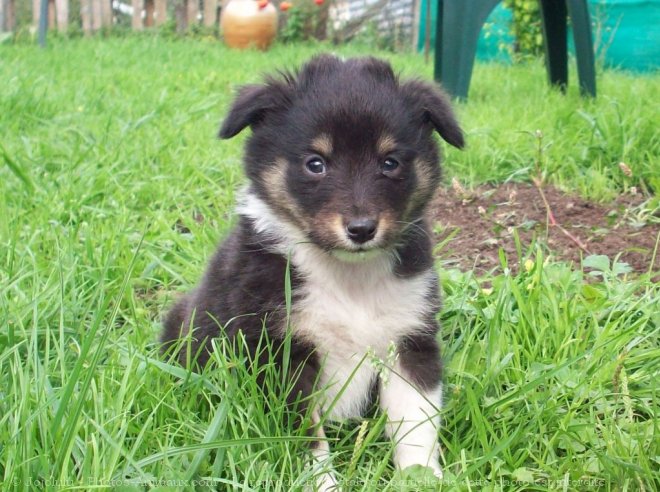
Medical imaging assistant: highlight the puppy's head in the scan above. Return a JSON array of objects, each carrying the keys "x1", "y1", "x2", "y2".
[{"x1": 220, "y1": 55, "x2": 464, "y2": 258}]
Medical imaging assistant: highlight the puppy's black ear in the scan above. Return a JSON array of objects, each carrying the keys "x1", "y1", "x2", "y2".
[
  {"x1": 218, "y1": 79, "x2": 292, "y2": 139},
  {"x1": 400, "y1": 80, "x2": 465, "y2": 149}
]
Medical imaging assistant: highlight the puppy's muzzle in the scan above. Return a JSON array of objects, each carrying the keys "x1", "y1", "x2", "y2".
[{"x1": 346, "y1": 218, "x2": 378, "y2": 244}]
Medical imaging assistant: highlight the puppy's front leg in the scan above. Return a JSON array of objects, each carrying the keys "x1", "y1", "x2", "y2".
[
  {"x1": 286, "y1": 346, "x2": 338, "y2": 491},
  {"x1": 308, "y1": 410, "x2": 339, "y2": 492},
  {"x1": 379, "y1": 335, "x2": 443, "y2": 478}
]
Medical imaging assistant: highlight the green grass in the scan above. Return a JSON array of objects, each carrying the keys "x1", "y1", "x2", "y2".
[{"x1": 1, "y1": 36, "x2": 658, "y2": 490}]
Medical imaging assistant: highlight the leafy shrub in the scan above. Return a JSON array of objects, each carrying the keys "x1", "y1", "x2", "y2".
[
  {"x1": 279, "y1": 6, "x2": 307, "y2": 43},
  {"x1": 279, "y1": 0, "x2": 329, "y2": 43},
  {"x1": 504, "y1": 0, "x2": 544, "y2": 58}
]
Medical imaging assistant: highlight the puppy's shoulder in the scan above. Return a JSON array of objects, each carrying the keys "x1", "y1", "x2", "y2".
[{"x1": 194, "y1": 217, "x2": 287, "y2": 318}]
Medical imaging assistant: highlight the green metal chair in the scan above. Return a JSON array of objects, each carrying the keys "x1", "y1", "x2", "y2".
[{"x1": 434, "y1": 0, "x2": 596, "y2": 99}]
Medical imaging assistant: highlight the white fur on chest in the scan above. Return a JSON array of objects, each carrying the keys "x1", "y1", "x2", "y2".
[
  {"x1": 290, "y1": 244, "x2": 435, "y2": 419},
  {"x1": 237, "y1": 192, "x2": 437, "y2": 419}
]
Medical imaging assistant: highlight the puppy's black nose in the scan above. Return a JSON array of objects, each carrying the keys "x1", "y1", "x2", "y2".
[{"x1": 346, "y1": 218, "x2": 377, "y2": 244}]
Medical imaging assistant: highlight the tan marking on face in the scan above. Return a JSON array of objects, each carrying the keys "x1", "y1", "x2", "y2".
[
  {"x1": 331, "y1": 214, "x2": 345, "y2": 244},
  {"x1": 311, "y1": 134, "x2": 333, "y2": 156},
  {"x1": 262, "y1": 158, "x2": 288, "y2": 206},
  {"x1": 377, "y1": 134, "x2": 398, "y2": 155},
  {"x1": 406, "y1": 157, "x2": 436, "y2": 219},
  {"x1": 414, "y1": 157, "x2": 434, "y2": 194},
  {"x1": 311, "y1": 211, "x2": 349, "y2": 249},
  {"x1": 378, "y1": 210, "x2": 394, "y2": 237},
  {"x1": 261, "y1": 158, "x2": 309, "y2": 231}
]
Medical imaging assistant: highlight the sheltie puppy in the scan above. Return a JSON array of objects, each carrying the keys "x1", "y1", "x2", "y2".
[{"x1": 162, "y1": 54, "x2": 464, "y2": 490}]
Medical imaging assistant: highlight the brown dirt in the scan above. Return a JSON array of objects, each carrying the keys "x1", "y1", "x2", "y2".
[{"x1": 431, "y1": 183, "x2": 659, "y2": 275}]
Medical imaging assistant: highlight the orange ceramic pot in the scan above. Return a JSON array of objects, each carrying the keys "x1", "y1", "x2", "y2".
[{"x1": 220, "y1": 0, "x2": 278, "y2": 50}]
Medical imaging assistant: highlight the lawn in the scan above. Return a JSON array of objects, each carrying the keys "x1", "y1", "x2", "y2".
[{"x1": 1, "y1": 36, "x2": 658, "y2": 490}]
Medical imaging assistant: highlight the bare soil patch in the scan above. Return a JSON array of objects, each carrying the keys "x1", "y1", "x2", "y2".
[{"x1": 431, "y1": 183, "x2": 659, "y2": 275}]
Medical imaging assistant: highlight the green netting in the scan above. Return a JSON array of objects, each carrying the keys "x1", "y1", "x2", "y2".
[
  {"x1": 589, "y1": 0, "x2": 660, "y2": 71},
  {"x1": 418, "y1": 0, "x2": 660, "y2": 72}
]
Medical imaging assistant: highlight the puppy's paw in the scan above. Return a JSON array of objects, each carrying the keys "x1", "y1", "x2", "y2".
[
  {"x1": 316, "y1": 470, "x2": 340, "y2": 491},
  {"x1": 394, "y1": 450, "x2": 443, "y2": 481},
  {"x1": 395, "y1": 463, "x2": 444, "y2": 486},
  {"x1": 304, "y1": 470, "x2": 339, "y2": 492}
]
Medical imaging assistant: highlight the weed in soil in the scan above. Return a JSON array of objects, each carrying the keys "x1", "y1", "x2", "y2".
[{"x1": 433, "y1": 183, "x2": 659, "y2": 275}]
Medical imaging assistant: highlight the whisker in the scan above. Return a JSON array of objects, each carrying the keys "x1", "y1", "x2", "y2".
[{"x1": 394, "y1": 220, "x2": 432, "y2": 240}]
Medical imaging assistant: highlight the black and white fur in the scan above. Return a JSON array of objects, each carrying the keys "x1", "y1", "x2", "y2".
[{"x1": 162, "y1": 55, "x2": 464, "y2": 489}]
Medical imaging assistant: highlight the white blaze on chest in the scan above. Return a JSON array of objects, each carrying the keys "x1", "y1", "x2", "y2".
[
  {"x1": 290, "y1": 244, "x2": 435, "y2": 420},
  {"x1": 237, "y1": 192, "x2": 437, "y2": 419}
]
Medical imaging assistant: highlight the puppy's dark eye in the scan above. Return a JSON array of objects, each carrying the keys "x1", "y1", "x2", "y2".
[
  {"x1": 304, "y1": 156, "x2": 327, "y2": 176},
  {"x1": 381, "y1": 158, "x2": 401, "y2": 176}
]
